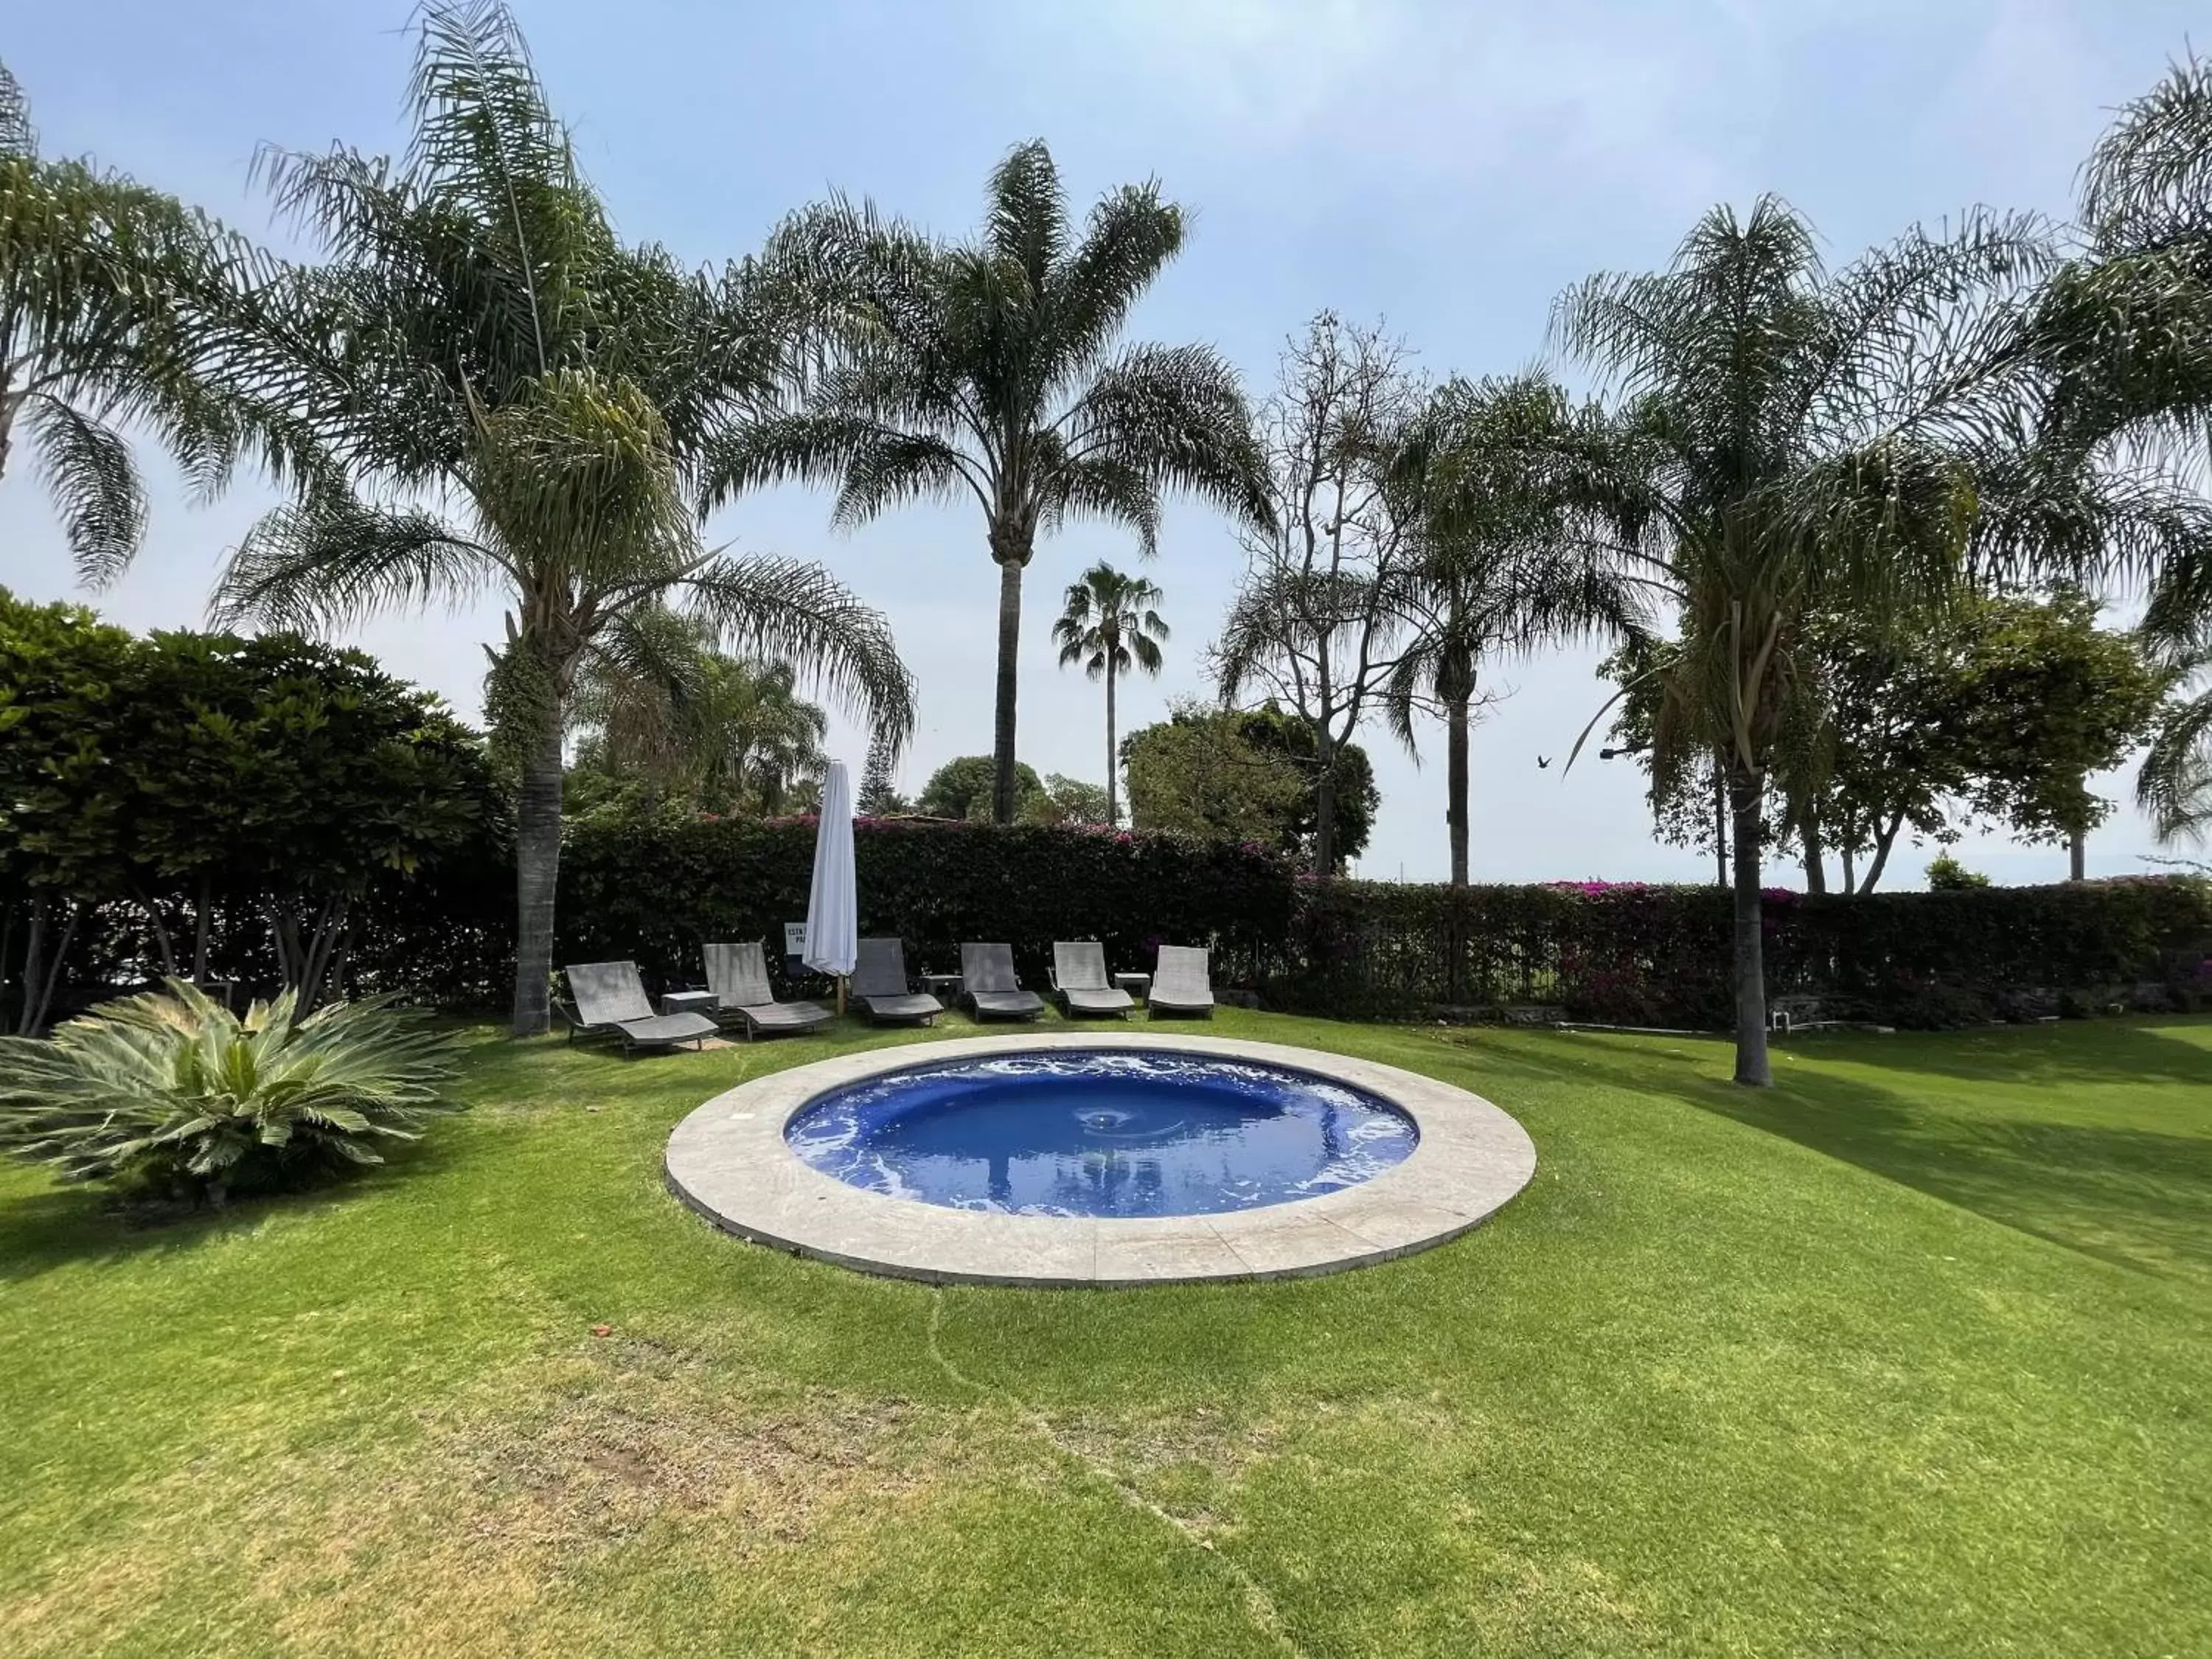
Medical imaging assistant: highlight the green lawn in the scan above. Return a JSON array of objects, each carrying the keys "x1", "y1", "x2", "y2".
[{"x1": 1, "y1": 1011, "x2": 2207, "y2": 1657}]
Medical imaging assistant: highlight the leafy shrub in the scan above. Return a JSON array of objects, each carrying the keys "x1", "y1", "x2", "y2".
[
  {"x1": 0, "y1": 980, "x2": 462, "y2": 1206},
  {"x1": 1926, "y1": 854, "x2": 1992, "y2": 890}
]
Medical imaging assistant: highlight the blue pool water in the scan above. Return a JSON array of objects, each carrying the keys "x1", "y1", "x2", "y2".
[{"x1": 785, "y1": 1048, "x2": 1417, "y2": 1218}]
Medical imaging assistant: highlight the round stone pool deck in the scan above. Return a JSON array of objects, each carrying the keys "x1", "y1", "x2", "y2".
[{"x1": 664, "y1": 1032, "x2": 1537, "y2": 1287}]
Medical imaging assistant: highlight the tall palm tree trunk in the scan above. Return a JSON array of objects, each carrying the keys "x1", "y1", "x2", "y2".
[
  {"x1": 1446, "y1": 694, "x2": 1471, "y2": 888},
  {"x1": 1105, "y1": 657, "x2": 1119, "y2": 826},
  {"x1": 992, "y1": 555, "x2": 1024, "y2": 824},
  {"x1": 1729, "y1": 769, "x2": 1773, "y2": 1086},
  {"x1": 512, "y1": 720, "x2": 564, "y2": 1036}
]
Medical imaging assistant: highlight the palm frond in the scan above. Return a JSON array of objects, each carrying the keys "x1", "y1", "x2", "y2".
[
  {"x1": 0, "y1": 60, "x2": 32, "y2": 159},
  {"x1": 212, "y1": 492, "x2": 498, "y2": 633},
  {"x1": 24, "y1": 394, "x2": 147, "y2": 588},
  {"x1": 2138, "y1": 670, "x2": 2212, "y2": 844},
  {"x1": 984, "y1": 140, "x2": 1067, "y2": 295},
  {"x1": 1060, "y1": 343, "x2": 1270, "y2": 530},
  {"x1": 2081, "y1": 53, "x2": 2212, "y2": 251},
  {"x1": 1046, "y1": 179, "x2": 1183, "y2": 382},
  {"x1": 679, "y1": 554, "x2": 916, "y2": 754}
]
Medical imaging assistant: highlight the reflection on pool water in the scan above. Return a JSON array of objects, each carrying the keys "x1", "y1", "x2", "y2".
[{"x1": 784, "y1": 1048, "x2": 1418, "y2": 1218}]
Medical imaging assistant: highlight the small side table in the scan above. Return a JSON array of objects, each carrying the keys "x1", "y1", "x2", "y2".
[
  {"x1": 920, "y1": 972, "x2": 964, "y2": 1003},
  {"x1": 661, "y1": 989, "x2": 718, "y2": 1019},
  {"x1": 1113, "y1": 972, "x2": 1151, "y2": 1005}
]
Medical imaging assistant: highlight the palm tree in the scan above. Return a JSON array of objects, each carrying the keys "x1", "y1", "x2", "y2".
[
  {"x1": 2021, "y1": 58, "x2": 2212, "y2": 844},
  {"x1": 570, "y1": 611, "x2": 831, "y2": 815},
  {"x1": 1389, "y1": 375, "x2": 1647, "y2": 887},
  {"x1": 716, "y1": 141, "x2": 1271, "y2": 824},
  {"x1": 1, "y1": 60, "x2": 263, "y2": 584},
  {"x1": 207, "y1": 1, "x2": 913, "y2": 1035},
  {"x1": 1553, "y1": 198, "x2": 2047, "y2": 1084},
  {"x1": 1051, "y1": 562, "x2": 1167, "y2": 825}
]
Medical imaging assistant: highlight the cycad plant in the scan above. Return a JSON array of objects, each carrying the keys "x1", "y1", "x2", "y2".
[
  {"x1": 721, "y1": 140, "x2": 1270, "y2": 824},
  {"x1": 206, "y1": 1, "x2": 912, "y2": 1034},
  {"x1": 1554, "y1": 198, "x2": 2048, "y2": 1083},
  {"x1": 0, "y1": 60, "x2": 262, "y2": 583},
  {"x1": 0, "y1": 980, "x2": 461, "y2": 1206},
  {"x1": 1051, "y1": 562, "x2": 1168, "y2": 825}
]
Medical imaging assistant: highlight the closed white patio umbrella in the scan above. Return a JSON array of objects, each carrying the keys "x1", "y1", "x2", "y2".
[{"x1": 804, "y1": 760, "x2": 858, "y2": 1014}]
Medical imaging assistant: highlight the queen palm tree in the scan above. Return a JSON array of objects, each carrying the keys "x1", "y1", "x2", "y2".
[
  {"x1": 1554, "y1": 198, "x2": 2048, "y2": 1084},
  {"x1": 716, "y1": 142, "x2": 1271, "y2": 824},
  {"x1": 1389, "y1": 375, "x2": 1647, "y2": 887},
  {"x1": 207, "y1": 1, "x2": 912, "y2": 1035},
  {"x1": 2022, "y1": 59, "x2": 2212, "y2": 842},
  {"x1": 1, "y1": 60, "x2": 263, "y2": 584},
  {"x1": 1051, "y1": 562, "x2": 1166, "y2": 825}
]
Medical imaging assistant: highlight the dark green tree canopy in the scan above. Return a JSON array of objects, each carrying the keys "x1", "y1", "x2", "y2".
[
  {"x1": 917, "y1": 755, "x2": 1045, "y2": 821},
  {"x1": 1123, "y1": 702, "x2": 1376, "y2": 869},
  {"x1": 1605, "y1": 591, "x2": 2168, "y2": 888},
  {"x1": 0, "y1": 588, "x2": 496, "y2": 1018}
]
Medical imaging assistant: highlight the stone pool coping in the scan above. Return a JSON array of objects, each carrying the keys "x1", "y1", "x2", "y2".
[{"x1": 663, "y1": 1032, "x2": 1537, "y2": 1287}]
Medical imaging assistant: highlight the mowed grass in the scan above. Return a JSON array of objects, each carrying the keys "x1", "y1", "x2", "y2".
[{"x1": 1, "y1": 1009, "x2": 2207, "y2": 1657}]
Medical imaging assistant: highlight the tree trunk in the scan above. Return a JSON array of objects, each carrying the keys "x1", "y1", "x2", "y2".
[
  {"x1": 512, "y1": 717, "x2": 566, "y2": 1036},
  {"x1": 19, "y1": 900, "x2": 77, "y2": 1036},
  {"x1": 1729, "y1": 770, "x2": 1772, "y2": 1088},
  {"x1": 1446, "y1": 692, "x2": 1471, "y2": 889},
  {"x1": 991, "y1": 556, "x2": 1025, "y2": 824},
  {"x1": 1105, "y1": 657, "x2": 1119, "y2": 827},
  {"x1": 1312, "y1": 723, "x2": 1338, "y2": 877},
  {"x1": 1857, "y1": 810, "x2": 1906, "y2": 894},
  {"x1": 17, "y1": 900, "x2": 44, "y2": 1036},
  {"x1": 1840, "y1": 843, "x2": 1857, "y2": 893},
  {"x1": 1799, "y1": 802, "x2": 1826, "y2": 896},
  {"x1": 192, "y1": 874, "x2": 212, "y2": 983},
  {"x1": 140, "y1": 891, "x2": 178, "y2": 978},
  {"x1": 2068, "y1": 827, "x2": 2087, "y2": 882},
  {"x1": 1712, "y1": 762, "x2": 1729, "y2": 888}
]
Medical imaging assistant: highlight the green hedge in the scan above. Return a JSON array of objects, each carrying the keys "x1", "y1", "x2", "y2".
[
  {"x1": 29, "y1": 813, "x2": 2212, "y2": 1030},
  {"x1": 558, "y1": 813, "x2": 1295, "y2": 995},
  {"x1": 1271, "y1": 876, "x2": 2212, "y2": 1027}
]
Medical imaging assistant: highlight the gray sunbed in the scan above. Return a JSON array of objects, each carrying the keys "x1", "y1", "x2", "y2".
[
  {"x1": 560, "y1": 960, "x2": 717, "y2": 1052},
  {"x1": 1051, "y1": 940, "x2": 1135, "y2": 1017},
  {"x1": 1149, "y1": 945, "x2": 1216, "y2": 1018},
  {"x1": 959, "y1": 942, "x2": 1046, "y2": 1021},
  {"x1": 852, "y1": 938, "x2": 944, "y2": 1025},
  {"x1": 703, "y1": 942, "x2": 835, "y2": 1040}
]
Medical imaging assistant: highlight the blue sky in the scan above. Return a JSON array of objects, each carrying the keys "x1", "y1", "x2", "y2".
[{"x1": 4, "y1": 0, "x2": 2202, "y2": 884}]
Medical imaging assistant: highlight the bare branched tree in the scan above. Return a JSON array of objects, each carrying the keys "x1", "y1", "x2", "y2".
[{"x1": 1212, "y1": 314, "x2": 1423, "y2": 874}]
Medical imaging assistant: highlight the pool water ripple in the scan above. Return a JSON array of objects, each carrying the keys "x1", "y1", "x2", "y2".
[{"x1": 785, "y1": 1048, "x2": 1419, "y2": 1218}]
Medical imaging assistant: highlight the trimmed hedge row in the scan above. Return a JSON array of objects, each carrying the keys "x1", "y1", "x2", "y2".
[
  {"x1": 1274, "y1": 876, "x2": 2212, "y2": 1026},
  {"x1": 29, "y1": 813, "x2": 2212, "y2": 1029},
  {"x1": 558, "y1": 814, "x2": 1294, "y2": 995}
]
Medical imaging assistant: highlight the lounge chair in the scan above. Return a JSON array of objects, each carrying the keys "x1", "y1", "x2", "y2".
[
  {"x1": 1149, "y1": 945, "x2": 1216, "y2": 1018},
  {"x1": 703, "y1": 942, "x2": 835, "y2": 1040},
  {"x1": 1051, "y1": 940, "x2": 1135, "y2": 1018},
  {"x1": 852, "y1": 938, "x2": 945, "y2": 1025},
  {"x1": 560, "y1": 960, "x2": 718, "y2": 1053},
  {"x1": 959, "y1": 942, "x2": 1047, "y2": 1021}
]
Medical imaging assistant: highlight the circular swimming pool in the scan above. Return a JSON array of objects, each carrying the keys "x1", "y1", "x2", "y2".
[
  {"x1": 664, "y1": 1033, "x2": 1538, "y2": 1286},
  {"x1": 785, "y1": 1048, "x2": 1418, "y2": 1218}
]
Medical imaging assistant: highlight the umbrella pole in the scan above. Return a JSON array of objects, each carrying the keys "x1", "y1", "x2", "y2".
[{"x1": 837, "y1": 975, "x2": 846, "y2": 1017}]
